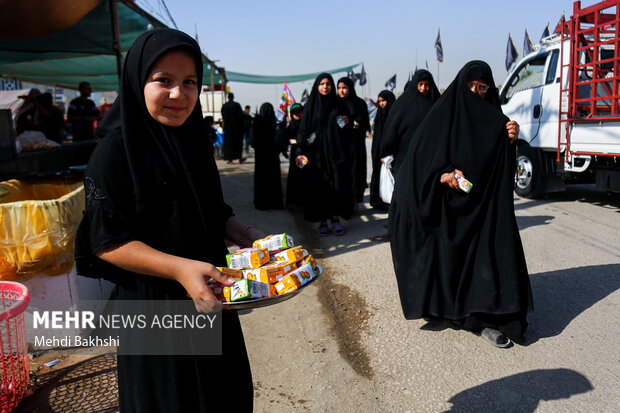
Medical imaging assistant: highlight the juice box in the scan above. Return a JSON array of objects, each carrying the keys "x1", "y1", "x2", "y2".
[
  {"x1": 454, "y1": 173, "x2": 473, "y2": 193},
  {"x1": 270, "y1": 246, "x2": 309, "y2": 263},
  {"x1": 229, "y1": 278, "x2": 271, "y2": 302},
  {"x1": 286, "y1": 263, "x2": 316, "y2": 286},
  {"x1": 252, "y1": 234, "x2": 295, "y2": 252},
  {"x1": 274, "y1": 273, "x2": 302, "y2": 294},
  {"x1": 242, "y1": 260, "x2": 297, "y2": 284},
  {"x1": 216, "y1": 267, "x2": 243, "y2": 278},
  {"x1": 298, "y1": 255, "x2": 323, "y2": 277},
  {"x1": 226, "y1": 248, "x2": 269, "y2": 269}
]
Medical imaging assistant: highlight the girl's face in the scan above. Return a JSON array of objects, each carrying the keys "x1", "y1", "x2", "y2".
[
  {"x1": 144, "y1": 49, "x2": 199, "y2": 127},
  {"x1": 337, "y1": 82, "x2": 349, "y2": 98},
  {"x1": 378, "y1": 96, "x2": 388, "y2": 109},
  {"x1": 318, "y1": 78, "x2": 332, "y2": 96},
  {"x1": 417, "y1": 80, "x2": 430, "y2": 95}
]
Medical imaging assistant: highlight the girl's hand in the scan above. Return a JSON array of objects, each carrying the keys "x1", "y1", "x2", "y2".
[
  {"x1": 175, "y1": 260, "x2": 237, "y2": 313},
  {"x1": 440, "y1": 169, "x2": 465, "y2": 190}
]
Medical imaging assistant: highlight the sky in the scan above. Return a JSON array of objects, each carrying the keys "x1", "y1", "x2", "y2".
[{"x1": 139, "y1": 0, "x2": 601, "y2": 110}]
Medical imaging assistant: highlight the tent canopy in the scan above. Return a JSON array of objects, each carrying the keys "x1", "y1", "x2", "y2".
[
  {"x1": 227, "y1": 63, "x2": 362, "y2": 84},
  {"x1": 0, "y1": 0, "x2": 226, "y2": 91}
]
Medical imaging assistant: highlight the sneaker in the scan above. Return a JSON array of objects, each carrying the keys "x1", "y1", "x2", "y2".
[{"x1": 480, "y1": 328, "x2": 512, "y2": 348}]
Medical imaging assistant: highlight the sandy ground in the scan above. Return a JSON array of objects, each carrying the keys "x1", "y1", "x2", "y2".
[{"x1": 14, "y1": 141, "x2": 620, "y2": 412}]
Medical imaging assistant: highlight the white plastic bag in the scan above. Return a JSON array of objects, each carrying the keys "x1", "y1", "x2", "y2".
[{"x1": 379, "y1": 155, "x2": 395, "y2": 204}]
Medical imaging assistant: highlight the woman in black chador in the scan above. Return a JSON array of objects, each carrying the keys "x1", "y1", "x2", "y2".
[
  {"x1": 369, "y1": 90, "x2": 396, "y2": 209},
  {"x1": 75, "y1": 29, "x2": 264, "y2": 411},
  {"x1": 337, "y1": 76, "x2": 370, "y2": 204},
  {"x1": 285, "y1": 103, "x2": 304, "y2": 207},
  {"x1": 296, "y1": 73, "x2": 354, "y2": 236},
  {"x1": 379, "y1": 69, "x2": 440, "y2": 176},
  {"x1": 252, "y1": 102, "x2": 284, "y2": 210},
  {"x1": 388, "y1": 61, "x2": 531, "y2": 348}
]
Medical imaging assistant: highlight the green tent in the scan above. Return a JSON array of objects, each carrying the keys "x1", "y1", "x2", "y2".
[{"x1": 0, "y1": 0, "x2": 226, "y2": 91}]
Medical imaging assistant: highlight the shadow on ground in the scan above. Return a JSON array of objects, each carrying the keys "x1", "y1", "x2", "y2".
[
  {"x1": 16, "y1": 353, "x2": 118, "y2": 413},
  {"x1": 526, "y1": 264, "x2": 620, "y2": 344},
  {"x1": 441, "y1": 368, "x2": 592, "y2": 413}
]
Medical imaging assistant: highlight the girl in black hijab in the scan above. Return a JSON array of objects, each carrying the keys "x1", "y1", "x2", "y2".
[
  {"x1": 75, "y1": 29, "x2": 264, "y2": 412},
  {"x1": 285, "y1": 102, "x2": 304, "y2": 207},
  {"x1": 252, "y1": 102, "x2": 284, "y2": 210},
  {"x1": 388, "y1": 60, "x2": 530, "y2": 348},
  {"x1": 337, "y1": 76, "x2": 371, "y2": 204},
  {"x1": 379, "y1": 69, "x2": 440, "y2": 176},
  {"x1": 296, "y1": 73, "x2": 354, "y2": 236},
  {"x1": 369, "y1": 90, "x2": 396, "y2": 209}
]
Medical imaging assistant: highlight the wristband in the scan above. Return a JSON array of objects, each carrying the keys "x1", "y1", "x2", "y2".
[{"x1": 239, "y1": 225, "x2": 255, "y2": 247}]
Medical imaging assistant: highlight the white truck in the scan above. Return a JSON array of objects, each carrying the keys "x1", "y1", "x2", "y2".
[{"x1": 501, "y1": 0, "x2": 620, "y2": 197}]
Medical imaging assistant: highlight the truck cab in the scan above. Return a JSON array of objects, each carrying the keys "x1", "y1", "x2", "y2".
[{"x1": 500, "y1": 0, "x2": 620, "y2": 198}]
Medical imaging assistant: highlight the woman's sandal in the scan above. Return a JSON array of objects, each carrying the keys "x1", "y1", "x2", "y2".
[
  {"x1": 480, "y1": 328, "x2": 512, "y2": 348},
  {"x1": 317, "y1": 225, "x2": 330, "y2": 237},
  {"x1": 332, "y1": 221, "x2": 344, "y2": 236}
]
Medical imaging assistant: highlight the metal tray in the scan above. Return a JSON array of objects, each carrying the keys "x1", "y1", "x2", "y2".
[{"x1": 222, "y1": 273, "x2": 321, "y2": 310}]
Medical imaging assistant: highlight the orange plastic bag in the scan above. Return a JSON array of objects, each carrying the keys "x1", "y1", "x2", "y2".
[{"x1": 0, "y1": 179, "x2": 84, "y2": 280}]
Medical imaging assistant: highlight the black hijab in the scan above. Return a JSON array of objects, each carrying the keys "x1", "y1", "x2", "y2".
[
  {"x1": 378, "y1": 69, "x2": 440, "y2": 169},
  {"x1": 298, "y1": 72, "x2": 337, "y2": 143},
  {"x1": 252, "y1": 102, "x2": 277, "y2": 150},
  {"x1": 373, "y1": 90, "x2": 396, "y2": 141},
  {"x1": 388, "y1": 61, "x2": 531, "y2": 337},
  {"x1": 77, "y1": 29, "x2": 232, "y2": 279}
]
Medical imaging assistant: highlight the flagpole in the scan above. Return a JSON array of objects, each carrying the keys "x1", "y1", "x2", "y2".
[{"x1": 437, "y1": 62, "x2": 440, "y2": 90}]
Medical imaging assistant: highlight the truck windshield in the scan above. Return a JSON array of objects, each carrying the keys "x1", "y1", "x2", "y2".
[{"x1": 504, "y1": 55, "x2": 548, "y2": 101}]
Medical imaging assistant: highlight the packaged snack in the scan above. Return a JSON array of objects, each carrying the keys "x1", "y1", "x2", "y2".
[
  {"x1": 242, "y1": 260, "x2": 297, "y2": 284},
  {"x1": 287, "y1": 263, "x2": 315, "y2": 286},
  {"x1": 229, "y1": 279, "x2": 271, "y2": 302},
  {"x1": 270, "y1": 246, "x2": 309, "y2": 263},
  {"x1": 216, "y1": 267, "x2": 243, "y2": 278},
  {"x1": 252, "y1": 234, "x2": 295, "y2": 252},
  {"x1": 208, "y1": 282, "x2": 231, "y2": 302},
  {"x1": 454, "y1": 173, "x2": 473, "y2": 193},
  {"x1": 298, "y1": 255, "x2": 323, "y2": 277},
  {"x1": 226, "y1": 248, "x2": 269, "y2": 269},
  {"x1": 274, "y1": 273, "x2": 302, "y2": 294}
]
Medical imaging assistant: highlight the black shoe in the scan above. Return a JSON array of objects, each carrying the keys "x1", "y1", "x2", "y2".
[{"x1": 480, "y1": 328, "x2": 512, "y2": 348}]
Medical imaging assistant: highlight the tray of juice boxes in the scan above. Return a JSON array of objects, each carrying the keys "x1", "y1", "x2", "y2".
[{"x1": 209, "y1": 233, "x2": 323, "y2": 310}]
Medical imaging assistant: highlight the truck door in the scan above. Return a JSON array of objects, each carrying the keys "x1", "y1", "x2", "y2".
[{"x1": 500, "y1": 54, "x2": 549, "y2": 144}]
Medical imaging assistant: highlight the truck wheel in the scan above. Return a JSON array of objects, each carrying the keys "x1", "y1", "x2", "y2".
[{"x1": 515, "y1": 143, "x2": 543, "y2": 198}]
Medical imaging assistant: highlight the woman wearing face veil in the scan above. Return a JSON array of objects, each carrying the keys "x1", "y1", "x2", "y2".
[
  {"x1": 388, "y1": 61, "x2": 531, "y2": 348},
  {"x1": 75, "y1": 29, "x2": 262, "y2": 411},
  {"x1": 379, "y1": 69, "x2": 440, "y2": 176},
  {"x1": 369, "y1": 90, "x2": 396, "y2": 209},
  {"x1": 337, "y1": 77, "x2": 371, "y2": 204},
  {"x1": 252, "y1": 102, "x2": 284, "y2": 210},
  {"x1": 296, "y1": 73, "x2": 354, "y2": 236}
]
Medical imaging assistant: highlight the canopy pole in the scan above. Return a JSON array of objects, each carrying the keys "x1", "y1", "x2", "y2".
[
  {"x1": 110, "y1": 0, "x2": 123, "y2": 81},
  {"x1": 210, "y1": 66, "x2": 215, "y2": 119}
]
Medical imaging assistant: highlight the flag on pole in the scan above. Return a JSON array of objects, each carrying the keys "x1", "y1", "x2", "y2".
[
  {"x1": 276, "y1": 82, "x2": 296, "y2": 122},
  {"x1": 435, "y1": 29, "x2": 444, "y2": 62},
  {"x1": 301, "y1": 89, "x2": 309, "y2": 104},
  {"x1": 523, "y1": 29, "x2": 535, "y2": 55},
  {"x1": 425, "y1": 60, "x2": 429, "y2": 70},
  {"x1": 385, "y1": 74, "x2": 397, "y2": 91},
  {"x1": 540, "y1": 24, "x2": 550, "y2": 41},
  {"x1": 505, "y1": 34, "x2": 519, "y2": 71},
  {"x1": 347, "y1": 70, "x2": 359, "y2": 85},
  {"x1": 358, "y1": 64, "x2": 367, "y2": 86}
]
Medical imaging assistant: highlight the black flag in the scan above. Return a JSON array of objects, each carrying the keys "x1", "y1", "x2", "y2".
[
  {"x1": 385, "y1": 74, "x2": 397, "y2": 91},
  {"x1": 523, "y1": 29, "x2": 535, "y2": 55},
  {"x1": 358, "y1": 64, "x2": 367, "y2": 86},
  {"x1": 301, "y1": 89, "x2": 309, "y2": 104},
  {"x1": 347, "y1": 70, "x2": 359, "y2": 85},
  {"x1": 506, "y1": 34, "x2": 519, "y2": 71},
  {"x1": 540, "y1": 24, "x2": 550, "y2": 41}
]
